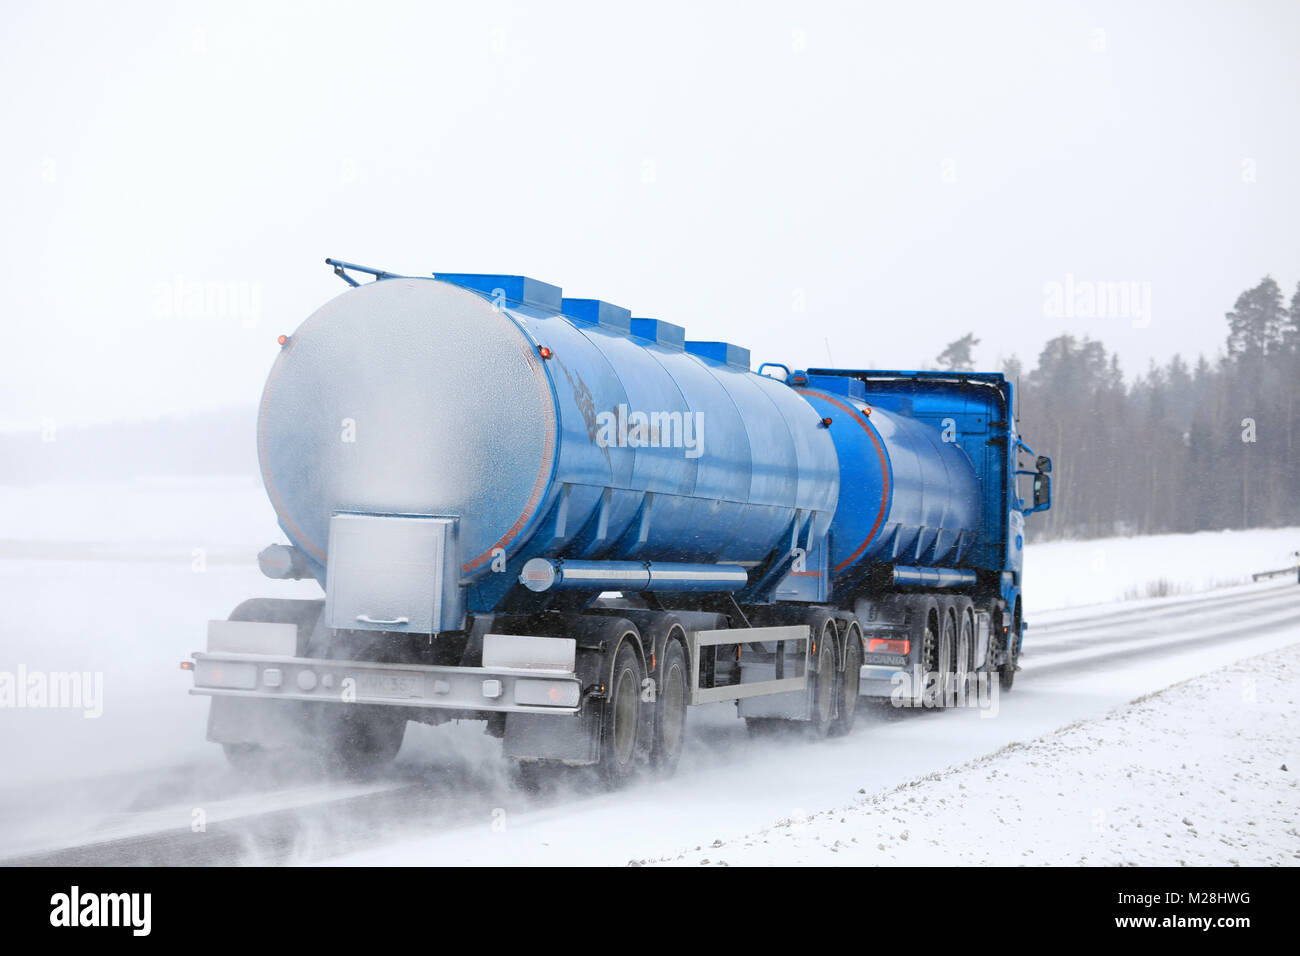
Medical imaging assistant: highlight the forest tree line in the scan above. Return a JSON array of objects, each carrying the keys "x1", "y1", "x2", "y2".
[{"x1": 936, "y1": 276, "x2": 1300, "y2": 540}]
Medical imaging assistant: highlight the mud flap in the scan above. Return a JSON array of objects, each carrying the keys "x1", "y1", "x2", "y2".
[{"x1": 503, "y1": 709, "x2": 599, "y2": 765}]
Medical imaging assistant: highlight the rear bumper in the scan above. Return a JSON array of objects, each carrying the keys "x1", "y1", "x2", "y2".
[{"x1": 188, "y1": 651, "x2": 582, "y2": 715}]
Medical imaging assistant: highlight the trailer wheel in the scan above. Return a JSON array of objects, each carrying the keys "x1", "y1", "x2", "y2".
[
  {"x1": 922, "y1": 605, "x2": 952, "y2": 710},
  {"x1": 941, "y1": 607, "x2": 959, "y2": 709},
  {"x1": 830, "y1": 622, "x2": 862, "y2": 737},
  {"x1": 598, "y1": 639, "x2": 646, "y2": 782},
  {"x1": 807, "y1": 621, "x2": 837, "y2": 736},
  {"x1": 222, "y1": 742, "x2": 272, "y2": 774},
  {"x1": 319, "y1": 707, "x2": 407, "y2": 776},
  {"x1": 954, "y1": 605, "x2": 973, "y2": 704},
  {"x1": 651, "y1": 635, "x2": 689, "y2": 772}
]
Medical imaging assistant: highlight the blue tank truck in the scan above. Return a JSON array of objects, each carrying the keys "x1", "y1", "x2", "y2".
[{"x1": 186, "y1": 259, "x2": 1053, "y2": 780}]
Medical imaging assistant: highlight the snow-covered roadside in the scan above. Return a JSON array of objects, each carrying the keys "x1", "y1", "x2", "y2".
[
  {"x1": 1024, "y1": 526, "x2": 1300, "y2": 615},
  {"x1": 643, "y1": 643, "x2": 1300, "y2": 867}
]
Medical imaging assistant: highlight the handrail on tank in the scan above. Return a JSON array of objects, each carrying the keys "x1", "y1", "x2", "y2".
[
  {"x1": 325, "y1": 257, "x2": 405, "y2": 287},
  {"x1": 757, "y1": 362, "x2": 792, "y2": 381}
]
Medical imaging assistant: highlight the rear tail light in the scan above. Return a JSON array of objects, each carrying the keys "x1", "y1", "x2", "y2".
[{"x1": 867, "y1": 638, "x2": 910, "y2": 655}]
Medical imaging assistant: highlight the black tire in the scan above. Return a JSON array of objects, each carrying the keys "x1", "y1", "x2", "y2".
[
  {"x1": 830, "y1": 622, "x2": 862, "y2": 737},
  {"x1": 941, "y1": 605, "x2": 959, "y2": 709},
  {"x1": 216, "y1": 600, "x2": 325, "y2": 776},
  {"x1": 598, "y1": 639, "x2": 646, "y2": 783},
  {"x1": 922, "y1": 603, "x2": 952, "y2": 710},
  {"x1": 953, "y1": 601, "x2": 974, "y2": 705},
  {"x1": 222, "y1": 742, "x2": 272, "y2": 774},
  {"x1": 318, "y1": 706, "x2": 406, "y2": 776},
  {"x1": 999, "y1": 601, "x2": 1021, "y2": 692},
  {"x1": 806, "y1": 620, "x2": 837, "y2": 736},
  {"x1": 651, "y1": 635, "x2": 689, "y2": 772}
]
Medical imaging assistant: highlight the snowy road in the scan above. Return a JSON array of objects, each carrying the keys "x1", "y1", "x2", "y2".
[{"x1": 3, "y1": 576, "x2": 1297, "y2": 866}]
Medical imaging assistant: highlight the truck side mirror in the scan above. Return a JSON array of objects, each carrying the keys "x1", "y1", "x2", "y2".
[
  {"x1": 1033, "y1": 472, "x2": 1051, "y2": 511},
  {"x1": 1036, "y1": 455, "x2": 1052, "y2": 474}
]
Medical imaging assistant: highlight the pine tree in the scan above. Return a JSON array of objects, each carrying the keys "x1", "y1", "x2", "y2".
[
  {"x1": 935, "y1": 333, "x2": 981, "y2": 372},
  {"x1": 998, "y1": 273, "x2": 1297, "y2": 542},
  {"x1": 1225, "y1": 276, "x2": 1286, "y2": 363},
  {"x1": 1285, "y1": 281, "x2": 1300, "y2": 356}
]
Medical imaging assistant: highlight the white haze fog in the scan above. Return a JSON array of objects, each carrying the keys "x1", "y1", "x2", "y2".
[
  {"x1": 3, "y1": 0, "x2": 1300, "y2": 432},
  {"x1": 1, "y1": 1, "x2": 1299, "y2": 873}
]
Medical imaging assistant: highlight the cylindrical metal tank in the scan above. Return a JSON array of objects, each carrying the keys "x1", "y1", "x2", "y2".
[
  {"x1": 257, "y1": 277, "x2": 841, "y2": 593},
  {"x1": 793, "y1": 386, "x2": 981, "y2": 578}
]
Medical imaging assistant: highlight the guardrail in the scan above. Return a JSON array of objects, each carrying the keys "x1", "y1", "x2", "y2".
[{"x1": 1252, "y1": 552, "x2": 1299, "y2": 583}]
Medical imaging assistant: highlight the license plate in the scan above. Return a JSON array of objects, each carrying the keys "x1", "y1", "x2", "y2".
[{"x1": 355, "y1": 673, "x2": 423, "y2": 699}]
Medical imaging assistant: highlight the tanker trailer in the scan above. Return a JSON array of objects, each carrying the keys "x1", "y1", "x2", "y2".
[{"x1": 186, "y1": 259, "x2": 1052, "y2": 779}]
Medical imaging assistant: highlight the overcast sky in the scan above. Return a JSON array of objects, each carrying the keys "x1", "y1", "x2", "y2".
[{"x1": 3, "y1": 0, "x2": 1299, "y2": 430}]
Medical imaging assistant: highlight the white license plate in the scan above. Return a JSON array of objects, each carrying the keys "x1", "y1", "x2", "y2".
[{"x1": 355, "y1": 673, "x2": 423, "y2": 699}]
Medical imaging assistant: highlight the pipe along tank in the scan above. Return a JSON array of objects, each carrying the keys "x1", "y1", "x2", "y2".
[{"x1": 257, "y1": 273, "x2": 981, "y2": 630}]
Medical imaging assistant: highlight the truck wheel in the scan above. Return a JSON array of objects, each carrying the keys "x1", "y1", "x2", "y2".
[
  {"x1": 319, "y1": 707, "x2": 406, "y2": 776},
  {"x1": 940, "y1": 607, "x2": 959, "y2": 708},
  {"x1": 651, "y1": 635, "x2": 689, "y2": 772},
  {"x1": 807, "y1": 621, "x2": 837, "y2": 736},
  {"x1": 214, "y1": 600, "x2": 324, "y2": 776},
  {"x1": 598, "y1": 639, "x2": 646, "y2": 783},
  {"x1": 922, "y1": 605, "x2": 951, "y2": 710},
  {"x1": 998, "y1": 652, "x2": 1016, "y2": 691},
  {"x1": 954, "y1": 604, "x2": 973, "y2": 704},
  {"x1": 999, "y1": 602, "x2": 1022, "y2": 692},
  {"x1": 830, "y1": 622, "x2": 862, "y2": 737},
  {"x1": 222, "y1": 742, "x2": 273, "y2": 774}
]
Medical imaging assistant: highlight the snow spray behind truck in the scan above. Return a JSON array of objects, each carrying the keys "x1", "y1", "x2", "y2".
[{"x1": 185, "y1": 259, "x2": 1053, "y2": 779}]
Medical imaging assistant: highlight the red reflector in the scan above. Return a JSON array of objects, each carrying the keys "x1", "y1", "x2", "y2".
[
  {"x1": 867, "y1": 638, "x2": 909, "y2": 655},
  {"x1": 538, "y1": 346, "x2": 552, "y2": 359},
  {"x1": 277, "y1": 334, "x2": 288, "y2": 346}
]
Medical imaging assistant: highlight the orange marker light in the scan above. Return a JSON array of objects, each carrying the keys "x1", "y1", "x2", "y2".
[
  {"x1": 538, "y1": 346, "x2": 553, "y2": 359},
  {"x1": 277, "y1": 334, "x2": 288, "y2": 346},
  {"x1": 820, "y1": 417, "x2": 832, "y2": 427},
  {"x1": 179, "y1": 660, "x2": 194, "y2": 670}
]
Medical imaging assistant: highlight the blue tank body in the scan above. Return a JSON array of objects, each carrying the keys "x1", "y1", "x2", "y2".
[
  {"x1": 256, "y1": 271, "x2": 980, "y2": 618},
  {"x1": 793, "y1": 376, "x2": 981, "y2": 580}
]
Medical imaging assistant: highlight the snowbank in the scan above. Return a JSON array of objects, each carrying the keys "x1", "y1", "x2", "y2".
[
  {"x1": 643, "y1": 643, "x2": 1300, "y2": 866},
  {"x1": 1025, "y1": 527, "x2": 1300, "y2": 614}
]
